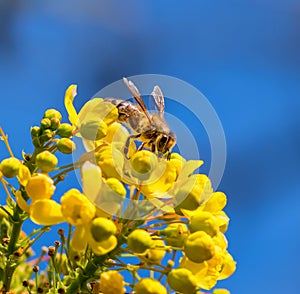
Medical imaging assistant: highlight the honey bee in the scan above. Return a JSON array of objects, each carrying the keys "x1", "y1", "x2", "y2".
[{"x1": 106, "y1": 78, "x2": 176, "y2": 159}]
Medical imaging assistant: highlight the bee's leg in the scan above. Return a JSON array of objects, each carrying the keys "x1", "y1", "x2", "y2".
[
  {"x1": 124, "y1": 134, "x2": 141, "y2": 159},
  {"x1": 151, "y1": 143, "x2": 156, "y2": 153},
  {"x1": 167, "y1": 151, "x2": 171, "y2": 160}
]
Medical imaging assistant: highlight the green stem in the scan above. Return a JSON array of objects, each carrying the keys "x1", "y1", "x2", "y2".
[
  {"x1": 3, "y1": 205, "x2": 24, "y2": 292},
  {"x1": 66, "y1": 255, "x2": 106, "y2": 294}
]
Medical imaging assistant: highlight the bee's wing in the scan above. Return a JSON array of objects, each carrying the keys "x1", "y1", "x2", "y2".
[
  {"x1": 123, "y1": 77, "x2": 152, "y2": 123},
  {"x1": 151, "y1": 86, "x2": 165, "y2": 119}
]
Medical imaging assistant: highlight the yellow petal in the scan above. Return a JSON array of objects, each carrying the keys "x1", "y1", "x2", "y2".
[
  {"x1": 30, "y1": 199, "x2": 64, "y2": 225},
  {"x1": 18, "y1": 165, "x2": 31, "y2": 187},
  {"x1": 89, "y1": 235, "x2": 117, "y2": 255},
  {"x1": 15, "y1": 190, "x2": 29, "y2": 213},
  {"x1": 71, "y1": 225, "x2": 89, "y2": 252},
  {"x1": 81, "y1": 161, "x2": 102, "y2": 203},
  {"x1": 64, "y1": 84, "x2": 78, "y2": 126}
]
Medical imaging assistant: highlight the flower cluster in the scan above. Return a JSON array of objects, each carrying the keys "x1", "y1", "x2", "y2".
[{"x1": 0, "y1": 84, "x2": 236, "y2": 293}]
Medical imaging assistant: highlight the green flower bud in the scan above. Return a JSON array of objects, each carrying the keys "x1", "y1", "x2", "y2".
[
  {"x1": 56, "y1": 123, "x2": 75, "y2": 138},
  {"x1": 167, "y1": 268, "x2": 198, "y2": 294},
  {"x1": 134, "y1": 278, "x2": 167, "y2": 294},
  {"x1": 184, "y1": 231, "x2": 215, "y2": 263},
  {"x1": 189, "y1": 211, "x2": 219, "y2": 237},
  {"x1": 36, "y1": 151, "x2": 58, "y2": 172},
  {"x1": 0, "y1": 157, "x2": 21, "y2": 178},
  {"x1": 40, "y1": 129, "x2": 55, "y2": 144},
  {"x1": 31, "y1": 126, "x2": 41, "y2": 137},
  {"x1": 44, "y1": 109, "x2": 62, "y2": 122},
  {"x1": 127, "y1": 229, "x2": 153, "y2": 253},
  {"x1": 57, "y1": 138, "x2": 76, "y2": 154},
  {"x1": 90, "y1": 217, "x2": 117, "y2": 242},
  {"x1": 40, "y1": 118, "x2": 51, "y2": 129},
  {"x1": 160, "y1": 223, "x2": 188, "y2": 248},
  {"x1": 80, "y1": 120, "x2": 108, "y2": 141},
  {"x1": 50, "y1": 117, "x2": 60, "y2": 130}
]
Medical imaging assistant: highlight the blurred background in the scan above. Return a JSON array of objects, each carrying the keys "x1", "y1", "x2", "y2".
[{"x1": 0, "y1": 0, "x2": 300, "y2": 293}]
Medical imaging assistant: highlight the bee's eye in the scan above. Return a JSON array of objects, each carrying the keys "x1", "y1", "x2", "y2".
[
  {"x1": 160, "y1": 135, "x2": 168, "y2": 145},
  {"x1": 158, "y1": 135, "x2": 169, "y2": 151}
]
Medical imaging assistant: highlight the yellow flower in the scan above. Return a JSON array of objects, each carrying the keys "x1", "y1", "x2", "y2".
[
  {"x1": 179, "y1": 235, "x2": 235, "y2": 291},
  {"x1": 175, "y1": 174, "x2": 213, "y2": 214},
  {"x1": 184, "y1": 231, "x2": 215, "y2": 263},
  {"x1": 145, "y1": 239, "x2": 166, "y2": 263},
  {"x1": 202, "y1": 192, "x2": 227, "y2": 212},
  {"x1": 134, "y1": 278, "x2": 167, "y2": 294},
  {"x1": 167, "y1": 268, "x2": 199, "y2": 294},
  {"x1": 90, "y1": 217, "x2": 117, "y2": 242},
  {"x1": 29, "y1": 199, "x2": 64, "y2": 225},
  {"x1": 99, "y1": 271, "x2": 125, "y2": 294},
  {"x1": 64, "y1": 84, "x2": 119, "y2": 142},
  {"x1": 60, "y1": 188, "x2": 96, "y2": 226},
  {"x1": 218, "y1": 251, "x2": 236, "y2": 280},
  {"x1": 160, "y1": 223, "x2": 188, "y2": 248},
  {"x1": 88, "y1": 233, "x2": 118, "y2": 256},
  {"x1": 25, "y1": 173, "x2": 55, "y2": 201},
  {"x1": 189, "y1": 211, "x2": 220, "y2": 237},
  {"x1": 127, "y1": 229, "x2": 153, "y2": 253}
]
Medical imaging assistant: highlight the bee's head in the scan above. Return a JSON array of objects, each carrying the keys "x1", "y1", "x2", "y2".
[{"x1": 157, "y1": 133, "x2": 176, "y2": 154}]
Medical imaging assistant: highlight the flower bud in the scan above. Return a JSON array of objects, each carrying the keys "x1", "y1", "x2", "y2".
[
  {"x1": 134, "y1": 278, "x2": 167, "y2": 294},
  {"x1": 44, "y1": 109, "x2": 62, "y2": 122},
  {"x1": 160, "y1": 223, "x2": 188, "y2": 248},
  {"x1": 127, "y1": 229, "x2": 153, "y2": 253},
  {"x1": 25, "y1": 173, "x2": 55, "y2": 201},
  {"x1": 50, "y1": 117, "x2": 60, "y2": 130},
  {"x1": 145, "y1": 239, "x2": 166, "y2": 263},
  {"x1": 184, "y1": 231, "x2": 215, "y2": 263},
  {"x1": 36, "y1": 151, "x2": 58, "y2": 172},
  {"x1": 100, "y1": 271, "x2": 125, "y2": 294},
  {"x1": 40, "y1": 129, "x2": 55, "y2": 144},
  {"x1": 130, "y1": 150, "x2": 158, "y2": 180},
  {"x1": 40, "y1": 118, "x2": 51, "y2": 129},
  {"x1": 0, "y1": 157, "x2": 21, "y2": 178},
  {"x1": 103, "y1": 178, "x2": 126, "y2": 202},
  {"x1": 57, "y1": 138, "x2": 76, "y2": 154},
  {"x1": 56, "y1": 123, "x2": 75, "y2": 138},
  {"x1": 189, "y1": 211, "x2": 219, "y2": 237},
  {"x1": 80, "y1": 120, "x2": 108, "y2": 141},
  {"x1": 167, "y1": 268, "x2": 198, "y2": 294},
  {"x1": 90, "y1": 217, "x2": 117, "y2": 242},
  {"x1": 31, "y1": 126, "x2": 41, "y2": 137}
]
